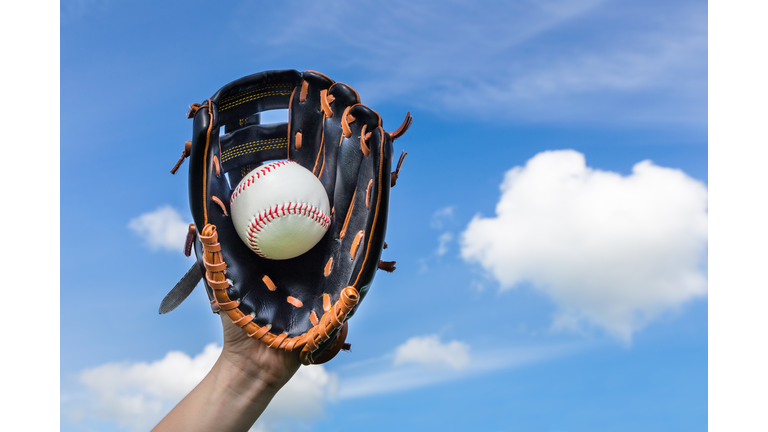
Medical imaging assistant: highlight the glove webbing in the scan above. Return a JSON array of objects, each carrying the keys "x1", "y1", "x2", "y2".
[{"x1": 199, "y1": 223, "x2": 359, "y2": 365}]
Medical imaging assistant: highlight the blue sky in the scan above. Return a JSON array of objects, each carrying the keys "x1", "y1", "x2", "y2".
[{"x1": 54, "y1": 0, "x2": 712, "y2": 431}]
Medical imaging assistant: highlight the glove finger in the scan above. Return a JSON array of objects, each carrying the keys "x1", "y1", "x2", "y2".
[
  {"x1": 288, "y1": 71, "x2": 335, "y2": 184},
  {"x1": 324, "y1": 102, "x2": 393, "y2": 309}
]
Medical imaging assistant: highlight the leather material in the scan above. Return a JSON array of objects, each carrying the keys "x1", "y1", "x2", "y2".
[
  {"x1": 185, "y1": 70, "x2": 399, "y2": 362},
  {"x1": 159, "y1": 262, "x2": 203, "y2": 314}
]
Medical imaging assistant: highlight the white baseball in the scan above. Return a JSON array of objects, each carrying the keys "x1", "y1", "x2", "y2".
[{"x1": 230, "y1": 161, "x2": 331, "y2": 260}]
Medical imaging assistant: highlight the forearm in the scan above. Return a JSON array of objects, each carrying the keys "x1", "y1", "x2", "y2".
[{"x1": 152, "y1": 355, "x2": 284, "y2": 432}]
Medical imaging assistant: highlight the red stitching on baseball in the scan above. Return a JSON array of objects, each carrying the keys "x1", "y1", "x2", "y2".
[
  {"x1": 230, "y1": 160, "x2": 295, "y2": 204},
  {"x1": 245, "y1": 202, "x2": 331, "y2": 258}
]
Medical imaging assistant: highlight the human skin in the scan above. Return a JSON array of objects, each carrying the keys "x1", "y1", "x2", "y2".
[{"x1": 152, "y1": 313, "x2": 301, "y2": 432}]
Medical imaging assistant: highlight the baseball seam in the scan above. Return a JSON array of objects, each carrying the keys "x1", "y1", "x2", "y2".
[
  {"x1": 230, "y1": 160, "x2": 295, "y2": 204},
  {"x1": 247, "y1": 203, "x2": 331, "y2": 257}
]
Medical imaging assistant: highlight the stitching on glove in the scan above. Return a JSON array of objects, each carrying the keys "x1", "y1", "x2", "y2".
[
  {"x1": 286, "y1": 296, "x2": 303, "y2": 308},
  {"x1": 351, "y1": 127, "x2": 386, "y2": 288},
  {"x1": 211, "y1": 196, "x2": 228, "y2": 216},
  {"x1": 233, "y1": 314, "x2": 254, "y2": 327},
  {"x1": 201, "y1": 99, "x2": 214, "y2": 225},
  {"x1": 366, "y1": 179, "x2": 373, "y2": 209},
  {"x1": 262, "y1": 275, "x2": 276, "y2": 291},
  {"x1": 309, "y1": 311, "x2": 319, "y2": 326},
  {"x1": 295, "y1": 132, "x2": 302, "y2": 149},
  {"x1": 378, "y1": 260, "x2": 396, "y2": 273},
  {"x1": 300, "y1": 287, "x2": 359, "y2": 364},
  {"x1": 199, "y1": 224, "x2": 359, "y2": 363},
  {"x1": 391, "y1": 151, "x2": 408, "y2": 187},
  {"x1": 324, "y1": 258, "x2": 334, "y2": 277},
  {"x1": 220, "y1": 89, "x2": 293, "y2": 111},
  {"x1": 220, "y1": 83, "x2": 286, "y2": 107},
  {"x1": 219, "y1": 84, "x2": 292, "y2": 111},
  {"x1": 300, "y1": 80, "x2": 309, "y2": 102},
  {"x1": 221, "y1": 138, "x2": 288, "y2": 163},
  {"x1": 359, "y1": 124, "x2": 371, "y2": 157},
  {"x1": 350, "y1": 230, "x2": 365, "y2": 260},
  {"x1": 184, "y1": 224, "x2": 196, "y2": 257},
  {"x1": 339, "y1": 189, "x2": 356, "y2": 240},
  {"x1": 269, "y1": 333, "x2": 288, "y2": 349},
  {"x1": 213, "y1": 155, "x2": 220, "y2": 176},
  {"x1": 312, "y1": 131, "x2": 325, "y2": 176},
  {"x1": 170, "y1": 141, "x2": 193, "y2": 174},
  {"x1": 320, "y1": 90, "x2": 334, "y2": 117},
  {"x1": 342, "y1": 106, "x2": 356, "y2": 138},
  {"x1": 388, "y1": 112, "x2": 413, "y2": 141},
  {"x1": 323, "y1": 294, "x2": 331, "y2": 312}
]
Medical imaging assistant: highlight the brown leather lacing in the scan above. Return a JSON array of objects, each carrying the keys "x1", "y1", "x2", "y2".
[
  {"x1": 295, "y1": 132, "x2": 303, "y2": 149},
  {"x1": 366, "y1": 179, "x2": 373, "y2": 208},
  {"x1": 378, "y1": 260, "x2": 396, "y2": 272},
  {"x1": 213, "y1": 155, "x2": 220, "y2": 176},
  {"x1": 287, "y1": 296, "x2": 304, "y2": 308},
  {"x1": 199, "y1": 224, "x2": 359, "y2": 365},
  {"x1": 391, "y1": 151, "x2": 408, "y2": 187},
  {"x1": 359, "y1": 124, "x2": 372, "y2": 157},
  {"x1": 388, "y1": 112, "x2": 413, "y2": 141},
  {"x1": 211, "y1": 196, "x2": 228, "y2": 216},
  {"x1": 170, "y1": 141, "x2": 193, "y2": 174},
  {"x1": 339, "y1": 189, "x2": 356, "y2": 240},
  {"x1": 300, "y1": 80, "x2": 309, "y2": 102},
  {"x1": 187, "y1": 103, "x2": 206, "y2": 119},
  {"x1": 320, "y1": 90, "x2": 335, "y2": 118},
  {"x1": 350, "y1": 231, "x2": 365, "y2": 259},
  {"x1": 262, "y1": 275, "x2": 276, "y2": 291},
  {"x1": 184, "y1": 224, "x2": 196, "y2": 257},
  {"x1": 342, "y1": 106, "x2": 355, "y2": 138}
]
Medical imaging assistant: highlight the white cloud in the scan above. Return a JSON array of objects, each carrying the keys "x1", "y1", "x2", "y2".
[
  {"x1": 128, "y1": 205, "x2": 190, "y2": 252},
  {"x1": 393, "y1": 335, "x2": 471, "y2": 370},
  {"x1": 338, "y1": 342, "x2": 577, "y2": 399},
  {"x1": 460, "y1": 150, "x2": 708, "y2": 341},
  {"x1": 251, "y1": 0, "x2": 705, "y2": 126},
  {"x1": 253, "y1": 365, "x2": 337, "y2": 432},
  {"x1": 430, "y1": 206, "x2": 456, "y2": 229},
  {"x1": 436, "y1": 232, "x2": 453, "y2": 256},
  {"x1": 65, "y1": 344, "x2": 337, "y2": 432}
]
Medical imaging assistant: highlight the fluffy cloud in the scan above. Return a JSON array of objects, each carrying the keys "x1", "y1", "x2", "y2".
[
  {"x1": 436, "y1": 232, "x2": 454, "y2": 256},
  {"x1": 393, "y1": 335, "x2": 471, "y2": 370},
  {"x1": 66, "y1": 344, "x2": 336, "y2": 432},
  {"x1": 460, "y1": 150, "x2": 708, "y2": 341},
  {"x1": 253, "y1": 365, "x2": 337, "y2": 431},
  {"x1": 128, "y1": 205, "x2": 190, "y2": 252}
]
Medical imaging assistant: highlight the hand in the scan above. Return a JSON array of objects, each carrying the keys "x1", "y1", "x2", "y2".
[
  {"x1": 152, "y1": 314, "x2": 302, "y2": 432},
  {"x1": 217, "y1": 312, "x2": 302, "y2": 391}
]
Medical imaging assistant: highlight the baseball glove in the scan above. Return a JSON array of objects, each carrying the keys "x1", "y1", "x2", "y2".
[{"x1": 161, "y1": 70, "x2": 411, "y2": 365}]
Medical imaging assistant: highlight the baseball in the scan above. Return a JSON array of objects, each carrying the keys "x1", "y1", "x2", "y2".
[{"x1": 230, "y1": 161, "x2": 331, "y2": 260}]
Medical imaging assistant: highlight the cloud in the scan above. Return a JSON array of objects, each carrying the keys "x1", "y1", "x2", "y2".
[
  {"x1": 253, "y1": 365, "x2": 337, "y2": 431},
  {"x1": 338, "y1": 342, "x2": 578, "y2": 399},
  {"x1": 393, "y1": 335, "x2": 471, "y2": 370},
  {"x1": 251, "y1": 0, "x2": 706, "y2": 126},
  {"x1": 64, "y1": 344, "x2": 336, "y2": 432},
  {"x1": 128, "y1": 205, "x2": 190, "y2": 253},
  {"x1": 460, "y1": 150, "x2": 708, "y2": 341},
  {"x1": 436, "y1": 232, "x2": 453, "y2": 256},
  {"x1": 430, "y1": 206, "x2": 456, "y2": 229}
]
